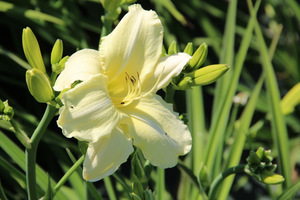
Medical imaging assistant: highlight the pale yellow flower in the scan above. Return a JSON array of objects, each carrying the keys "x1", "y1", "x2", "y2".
[{"x1": 54, "y1": 4, "x2": 192, "y2": 182}]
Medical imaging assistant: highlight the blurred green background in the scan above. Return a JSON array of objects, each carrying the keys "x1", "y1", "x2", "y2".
[{"x1": 0, "y1": 0, "x2": 300, "y2": 199}]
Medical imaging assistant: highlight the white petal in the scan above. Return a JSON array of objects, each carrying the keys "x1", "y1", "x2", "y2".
[
  {"x1": 57, "y1": 74, "x2": 127, "y2": 142},
  {"x1": 100, "y1": 4, "x2": 163, "y2": 82},
  {"x1": 142, "y1": 53, "x2": 191, "y2": 93},
  {"x1": 121, "y1": 95, "x2": 192, "y2": 168},
  {"x1": 83, "y1": 125, "x2": 134, "y2": 182},
  {"x1": 54, "y1": 49, "x2": 102, "y2": 91}
]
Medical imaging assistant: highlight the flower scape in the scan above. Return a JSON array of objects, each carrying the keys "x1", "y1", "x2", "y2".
[{"x1": 54, "y1": 4, "x2": 192, "y2": 182}]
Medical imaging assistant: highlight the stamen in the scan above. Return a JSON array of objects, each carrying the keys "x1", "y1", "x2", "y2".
[{"x1": 119, "y1": 67, "x2": 164, "y2": 107}]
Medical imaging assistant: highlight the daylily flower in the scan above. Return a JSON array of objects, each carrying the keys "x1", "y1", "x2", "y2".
[{"x1": 54, "y1": 4, "x2": 192, "y2": 182}]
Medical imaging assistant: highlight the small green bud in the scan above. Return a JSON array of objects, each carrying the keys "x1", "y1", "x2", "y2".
[
  {"x1": 51, "y1": 39, "x2": 63, "y2": 65},
  {"x1": 246, "y1": 151, "x2": 261, "y2": 165},
  {"x1": 176, "y1": 76, "x2": 193, "y2": 90},
  {"x1": 280, "y1": 82, "x2": 300, "y2": 115},
  {"x1": 100, "y1": 0, "x2": 122, "y2": 12},
  {"x1": 189, "y1": 64, "x2": 229, "y2": 86},
  {"x1": 168, "y1": 40, "x2": 179, "y2": 55},
  {"x1": 261, "y1": 170, "x2": 285, "y2": 185},
  {"x1": 22, "y1": 27, "x2": 46, "y2": 73},
  {"x1": 26, "y1": 68, "x2": 54, "y2": 103},
  {"x1": 52, "y1": 56, "x2": 69, "y2": 74},
  {"x1": 186, "y1": 43, "x2": 207, "y2": 71},
  {"x1": 183, "y1": 42, "x2": 193, "y2": 56},
  {"x1": 255, "y1": 147, "x2": 265, "y2": 160}
]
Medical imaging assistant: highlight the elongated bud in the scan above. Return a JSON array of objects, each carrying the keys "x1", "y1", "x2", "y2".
[
  {"x1": 51, "y1": 39, "x2": 63, "y2": 65},
  {"x1": 186, "y1": 43, "x2": 207, "y2": 71},
  {"x1": 52, "y1": 56, "x2": 69, "y2": 74},
  {"x1": 183, "y1": 42, "x2": 193, "y2": 56},
  {"x1": 261, "y1": 170, "x2": 285, "y2": 185},
  {"x1": 26, "y1": 68, "x2": 54, "y2": 103},
  {"x1": 168, "y1": 41, "x2": 179, "y2": 55},
  {"x1": 280, "y1": 82, "x2": 300, "y2": 115},
  {"x1": 22, "y1": 27, "x2": 46, "y2": 73},
  {"x1": 190, "y1": 64, "x2": 229, "y2": 86}
]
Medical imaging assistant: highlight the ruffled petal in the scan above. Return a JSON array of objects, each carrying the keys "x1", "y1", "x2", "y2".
[
  {"x1": 57, "y1": 74, "x2": 127, "y2": 142},
  {"x1": 100, "y1": 4, "x2": 163, "y2": 83},
  {"x1": 141, "y1": 53, "x2": 191, "y2": 93},
  {"x1": 54, "y1": 49, "x2": 102, "y2": 91},
  {"x1": 121, "y1": 95, "x2": 192, "y2": 168},
  {"x1": 83, "y1": 125, "x2": 134, "y2": 182}
]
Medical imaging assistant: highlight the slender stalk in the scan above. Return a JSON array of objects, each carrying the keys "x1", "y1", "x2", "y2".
[
  {"x1": 104, "y1": 177, "x2": 117, "y2": 200},
  {"x1": 157, "y1": 168, "x2": 165, "y2": 200},
  {"x1": 208, "y1": 164, "x2": 245, "y2": 200},
  {"x1": 99, "y1": 15, "x2": 113, "y2": 46},
  {"x1": 186, "y1": 86, "x2": 206, "y2": 173},
  {"x1": 10, "y1": 119, "x2": 31, "y2": 149},
  {"x1": 53, "y1": 155, "x2": 84, "y2": 196},
  {"x1": 26, "y1": 105, "x2": 57, "y2": 200}
]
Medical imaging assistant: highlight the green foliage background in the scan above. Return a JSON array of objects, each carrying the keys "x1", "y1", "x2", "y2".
[{"x1": 0, "y1": 0, "x2": 300, "y2": 199}]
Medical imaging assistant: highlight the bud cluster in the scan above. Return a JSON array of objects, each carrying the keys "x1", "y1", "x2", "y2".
[
  {"x1": 168, "y1": 41, "x2": 229, "y2": 90},
  {"x1": 0, "y1": 100, "x2": 14, "y2": 121},
  {"x1": 244, "y1": 147, "x2": 285, "y2": 185},
  {"x1": 22, "y1": 27, "x2": 68, "y2": 104}
]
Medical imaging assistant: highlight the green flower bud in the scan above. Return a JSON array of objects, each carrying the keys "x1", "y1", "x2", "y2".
[
  {"x1": 26, "y1": 68, "x2": 54, "y2": 103},
  {"x1": 168, "y1": 40, "x2": 179, "y2": 55},
  {"x1": 183, "y1": 42, "x2": 193, "y2": 56},
  {"x1": 246, "y1": 151, "x2": 261, "y2": 165},
  {"x1": 261, "y1": 170, "x2": 285, "y2": 185},
  {"x1": 186, "y1": 43, "x2": 207, "y2": 71},
  {"x1": 22, "y1": 27, "x2": 46, "y2": 73},
  {"x1": 189, "y1": 64, "x2": 229, "y2": 86},
  {"x1": 51, "y1": 39, "x2": 63, "y2": 65},
  {"x1": 100, "y1": 0, "x2": 122, "y2": 12},
  {"x1": 52, "y1": 56, "x2": 69, "y2": 74},
  {"x1": 280, "y1": 82, "x2": 300, "y2": 115},
  {"x1": 176, "y1": 76, "x2": 193, "y2": 90},
  {"x1": 255, "y1": 147, "x2": 265, "y2": 160}
]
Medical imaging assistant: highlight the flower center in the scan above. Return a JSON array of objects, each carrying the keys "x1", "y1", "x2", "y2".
[{"x1": 119, "y1": 72, "x2": 141, "y2": 106}]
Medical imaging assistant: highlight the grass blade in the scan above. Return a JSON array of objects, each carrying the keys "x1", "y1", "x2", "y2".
[{"x1": 248, "y1": 0, "x2": 292, "y2": 189}]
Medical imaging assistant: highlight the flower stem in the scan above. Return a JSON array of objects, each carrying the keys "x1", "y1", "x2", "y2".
[
  {"x1": 53, "y1": 155, "x2": 85, "y2": 196},
  {"x1": 99, "y1": 15, "x2": 113, "y2": 46},
  {"x1": 104, "y1": 177, "x2": 117, "y2": 200},
  {"x1": 10, "y1": 118, "x2": 31, "y2": 149},
  {"x1": 157, "y1": 168, "x2": 165, "y2": 200},
  {"x1": 26, "y1": 105, "x2": 57, "y2": 200},
  {"x1": 208, "y1": 164, "x2": 245, "y2": 200}
]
